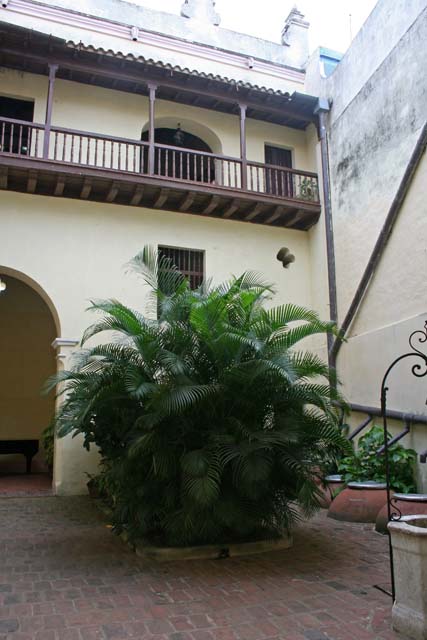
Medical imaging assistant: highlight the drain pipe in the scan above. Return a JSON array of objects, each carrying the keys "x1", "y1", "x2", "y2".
[
  {"x1": 315, "y1": 99, "x2": 338, "y2": 371},
  {"x1": 330, "y1": 121, "x2": 427, "y2": 361}
]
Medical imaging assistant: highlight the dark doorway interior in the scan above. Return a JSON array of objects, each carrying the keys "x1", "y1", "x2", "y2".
[
  {"x1": 0, "y1": 96, "x2": 34, "y2": 154},
  {"x1": 264, "y1": 144, "x2": 293, "y2": 197},
  {"x1": 141, "y1": 127, "x2": 215, "y2": 182}
]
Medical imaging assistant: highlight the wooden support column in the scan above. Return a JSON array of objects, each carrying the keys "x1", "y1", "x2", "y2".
[
  {"x1": 43, "y1": 64, "x2": 58, "y2": 159},
  {"x1": 148, "y1": 83, "x2": 157, "y2": 175},
  {"x1": 239, "y1": 103, "x2": 248, "y2": 190}
]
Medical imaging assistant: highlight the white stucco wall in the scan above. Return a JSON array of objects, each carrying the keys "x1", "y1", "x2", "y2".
[{"x1": 305, "y1": 0, "x2": 427, "y2": 487}]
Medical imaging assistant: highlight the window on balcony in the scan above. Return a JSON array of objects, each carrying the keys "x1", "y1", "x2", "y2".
[
  {"x1": 158, "y1": 245, "x2": 204, "y2": 291},
  {"x1": 0, "y1": 96, "x2": 34, "y2": 155}
]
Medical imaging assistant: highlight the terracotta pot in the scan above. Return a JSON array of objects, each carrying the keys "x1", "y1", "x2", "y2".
[
  {"x1": 375, "y1": 493, "x2": 427, "y2": 534},
  {"x1": 328, "y1": 481, "x2": 387, "y2": 523},
  {"x1": 389, "y1": 516, "x2": 427, "y2": 639},
  {"x1": 87, "y1": 479, "x2": 100, "y2": 499},
  {"x1": 318, "y1": 474, "x2": 345, "y2": 508}
]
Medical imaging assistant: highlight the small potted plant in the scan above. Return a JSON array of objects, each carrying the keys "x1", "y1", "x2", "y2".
[{"x1": 328, "y1": 425, "x2": 416, "y2": 523}]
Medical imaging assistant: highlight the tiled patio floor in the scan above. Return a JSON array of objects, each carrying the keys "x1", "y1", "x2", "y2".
[{"x1": 0, "y1": 497, "x2": 399, "y2": 640}]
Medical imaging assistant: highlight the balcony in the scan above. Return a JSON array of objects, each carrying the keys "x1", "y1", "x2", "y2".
[{"x1": 0, "y1": 117, "x2": 321, "y2": 229}]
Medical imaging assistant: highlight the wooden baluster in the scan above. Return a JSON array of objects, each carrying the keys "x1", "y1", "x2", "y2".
[
  {"x1": 70, "y1": 133, "x2": 75, "y2": 163},
  {"x1": 172, "y1": 149, "x2": 176, "y2": 179},
  {"x1": 10, "y1": 124, "x2": 14, "y2": 153},
  {"x1": 125, "y1": 143, "x2": 129, "y2": 172},
  {"x1": 227, "y1": 160, "x2": 231, "y2": 187},
  {"x1": 186, "y1": 152, "x2": 190, "y2": 180},
  {"x1": 62, "y1": 134, "x2": 67, "y2": 161},
  {"x1": 35, "y1": 129, "x2": 39, "y2": 156},
  {"x1": 256, "y1": 166, "x2": 260, "y2": 192},
  {"x1": 17, "y1": 125, "x2": 23, "y2": 155},
  {"x1": 102, "y1": 139, "x2": 106, "y2": 169},
  {"x1": 201, "y1": 155, "x2": 204, "y2": 182},
  {"x1": 118, "y1": 142, "x2": 122, "y2": 171},
  {"x1": 193, "y1": 153, "x2": 197, "y2": 182},
  {"x1": 86, "y1": 137, "x2": 91, "y2": 165},
  {"x1": 52, "y1": 131, "x2": 58, "y2": 161},
  {"x1": 220, "y1": 158, "x2": 224, "y2": 185},
  {"x1": 274, "y1": 168, "x2": 279, "y2": 195},
  {"x1": 0, "y1": 121, "x2": 5, "y2": 152},
  {"x1": 132, "y1": 144, "x2": 136, "y2": 172},
  {"x1": 165, "y1": 148, "x2": 169, "y2": 177},
  {"x1": 26, "y1": 126, "x2": 32, "y2": 156}
]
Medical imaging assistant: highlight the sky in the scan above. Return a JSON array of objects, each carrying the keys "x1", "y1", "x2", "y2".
[{"x1": 130, "y1": 0, "x2": 378, "y2": 54}]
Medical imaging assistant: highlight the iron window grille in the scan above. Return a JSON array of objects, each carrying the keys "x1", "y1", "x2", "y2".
[{"x1": 158, "y1": 245, "x2": 205, "y2": 290}]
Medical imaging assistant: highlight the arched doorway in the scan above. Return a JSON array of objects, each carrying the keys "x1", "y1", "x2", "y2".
[
  {"x1": 141, "y1": 126, "x2": 216, "y2": 183},
  {"x1": 0, "y1": 274, "x2": 57, "y2": 495}
]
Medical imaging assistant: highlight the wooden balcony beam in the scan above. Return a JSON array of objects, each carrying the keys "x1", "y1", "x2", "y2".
[
  {"x1": 80, "y1": 177, "x2": 92, "y2": 199},
  {"x1": 179, "y1": 192, "x2": 195, "y2": 211},
  {"x1": 222, "y1": 199, "x2": 240, "y2": 218},
  {"x1": 0, "y1": 167, "x2": 8, "y2": 189},
  {"x1": 130, "y1": 185, "x2": 144, "y2": 206},
  {"x1": 54, "y1": 175, "x2": 65, "y2": 196},
  {"x1": 245, "y1": 203, "x2": 264, "y2": 221},
  {"x1": 26, "y1": 170, "x2": 37, "y2": 193},
  {"x1": 202, "y1": 195, "x2": 220, "y2": 215},
  {"x1": 265, "y1": 205, "x2": 285, "y2": 224},
  {"x1": 153, "y1": 187, "x2": 170, "y2": 208},
  {"x1": 106, "y1": 181, "x2": 120, "y2": 202}
]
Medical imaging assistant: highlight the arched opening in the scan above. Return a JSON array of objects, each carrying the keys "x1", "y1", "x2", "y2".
[
  {"x1": 141, "y1": 122, "x2": 219, "y2": 183},
  {"x1": 0, "y1": 274, "x2": 57, "y2": 495}
]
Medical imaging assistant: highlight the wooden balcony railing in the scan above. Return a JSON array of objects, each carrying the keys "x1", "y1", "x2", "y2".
[{"x1": 0, "y1": 117, "x2": 320, "y2": 204}]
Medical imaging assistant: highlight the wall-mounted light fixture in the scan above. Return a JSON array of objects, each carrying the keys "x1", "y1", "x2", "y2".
[
  {"x1": 173, "y1": 123, "x2": 185, "y2": 147},
  {"x1": 0, "y1": 278, "x2": 6, "y2": 293}
]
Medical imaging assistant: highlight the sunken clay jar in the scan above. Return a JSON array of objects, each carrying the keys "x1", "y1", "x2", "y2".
[
  {"x1": 375, "y1": 494, "x2": 427, "y2": 534},
  {"x1": 328, "y1": 481, "x2": 388, "y2": 523}
]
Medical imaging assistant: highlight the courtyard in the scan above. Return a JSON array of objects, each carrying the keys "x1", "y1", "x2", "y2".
[{"x1": 0, "y1": 496, "x2": 397, "y2": 640}]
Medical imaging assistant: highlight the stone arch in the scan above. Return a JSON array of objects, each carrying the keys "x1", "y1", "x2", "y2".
[
  {"x1": 0, "y1": 266, "x2": 61, "y2": 336},
  {"x1": 0, "y1": 268, "x2": 59, "y2": 482}
]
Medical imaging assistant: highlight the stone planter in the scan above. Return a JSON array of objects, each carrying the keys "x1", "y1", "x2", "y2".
[
  {"x1": 134, "y1": 534, "x2": 293, "y2": 561},
  {"x1": 328, "y1": 481, "x2": 387, "y2": 523},
  {"x1": 318, "y1": 474, "x2": 345, "y2": 508},
  {"x1": 389, "y1": 516, "x2": 427, "y2": 639},
  {"x1": 376, "y1": 494, "x2": 427, "y2": 534}
]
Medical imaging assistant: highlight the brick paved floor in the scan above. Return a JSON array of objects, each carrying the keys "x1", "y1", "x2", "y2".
[
  {"x1": 0, "y1": 497, "x2": 399, "y2": 640},
  {"x1": 0, "y1": 475, "x2": 52, "y2": 497}
]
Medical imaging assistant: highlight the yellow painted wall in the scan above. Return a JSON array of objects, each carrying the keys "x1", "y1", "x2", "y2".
[
  {"x1": 0, "y1": 276, "x2": 56, "y2": 472},
  {"x1": 0, "y1": 190, "x2": 316, "y2": 493}
]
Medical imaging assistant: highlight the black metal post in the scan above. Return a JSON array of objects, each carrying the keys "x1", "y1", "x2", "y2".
[{"x1": 378, "y1": 321, "x2": 427, "y2": 601}]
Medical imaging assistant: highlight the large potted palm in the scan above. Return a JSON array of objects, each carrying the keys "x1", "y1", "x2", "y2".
[{"x1": 47, "y1": 247, "x2": 349, "y2": 550}]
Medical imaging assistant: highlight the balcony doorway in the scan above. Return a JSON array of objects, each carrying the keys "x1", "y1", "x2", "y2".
[
  {"x1": 0, "y1": 96, "x2": 34, "y2": 155},
  {"x1": 0, "y1": 273, "x2": 57, "y2": 496},
  {"x1": 264, "y1": 144, "x2": 293, "y2": 197},
  {"x1": 141, "y1": 127, "x2": 216, "y2": 183}
]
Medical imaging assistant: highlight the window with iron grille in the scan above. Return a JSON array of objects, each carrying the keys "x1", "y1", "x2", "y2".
[{"x1": 158, "y1": 245, "x2": 204, "y2": 290}]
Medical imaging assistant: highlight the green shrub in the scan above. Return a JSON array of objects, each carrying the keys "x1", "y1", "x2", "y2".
[
  {"x1": 47, "y1": 246, "x2": 349, "y2": 546},
  {"x1": 41, "y1": 421, "x2": 54, "y2": 470},
  {"x1": 338, "y1": 425, "x2": 416, "y2": 493}
]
